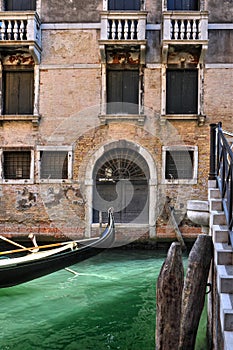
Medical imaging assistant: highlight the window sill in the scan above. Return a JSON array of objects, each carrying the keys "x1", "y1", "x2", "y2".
[
  {"x1": 1, "y1": 179, "x2": 34, "y2": 184},
  {"x1": 38, "y1": 179, "x2": 72, "y2": 184},
  {"x1": 0, "y1": 115, "x2": 40, "y2": 126},
  {"x1": 162, "y1": 178, "x2": 198, "y2": 185},
  {"x1": 99, "y1": 114, "x2": 146, "y2": 125},
  {"x1": 161, "y1": 114, "x2": 206, "y2": 126}
]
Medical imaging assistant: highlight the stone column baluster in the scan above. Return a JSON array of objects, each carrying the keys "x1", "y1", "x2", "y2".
[
  {"x1": 187, "y1": 20, "x2": 191, "y2": 39},
  {"x1": 1, "y1": 20, "x2": 6, "y2": 40},
  {"x1": 19, "y1": 20, "x2": 24, "y2": 40},
  {"x1": 124, "y1": 19, "x2": 128, "y2": 39},
  {"x1": 131, "y1": 20, "x2": 135, "y2": 39},
  {"x1": 13, "y1": 20, "x2": 18, "y2": 40},
  {"x1": 174, "y1": 20, "x2": 179, "y2": 40},
  {"x1": 7, "y1": 20, "x2": 12, "y2": 40},
  {"x1": 107, "y1": 19, "x2": 110, "y2": 39},
  {"x1": 112, "y1": 19, "x2": 116, "y2": 39},
  {"x1": 193, "y1": 19, "x2": 197, "y2": 39},
  {"x1": 118, "y1": 19, "x2": 122, "y2": 40},
  {"x1": 180, "y1": 20, "x2": 185, "y2": 39}
]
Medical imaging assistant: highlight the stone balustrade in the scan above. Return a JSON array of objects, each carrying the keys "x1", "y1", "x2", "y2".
[
  {"x1": 100, "y1": 12, "x2": 147, "y2": 41},
  {"x1": 0, "y1": 12, "x2": 41, "y2": 47},
  {"x1": 163, "y1": 11, "x2": 208, "y2": 42}
]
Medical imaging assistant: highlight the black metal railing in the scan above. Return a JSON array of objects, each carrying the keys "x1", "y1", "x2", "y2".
[{"x1": 209, "y1": 122, "x2": 233, "y2": 247}]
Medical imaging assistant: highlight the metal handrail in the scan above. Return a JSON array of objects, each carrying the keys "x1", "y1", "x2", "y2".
[{"x1": 209, "y1": 123, "x2": 233, "y2": 247}]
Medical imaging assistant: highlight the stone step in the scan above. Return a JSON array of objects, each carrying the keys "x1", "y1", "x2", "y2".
[
  {"x1": 217, "y1": 265, "x2": 233, "y2": 294},
  {"x1": 209, "y1": 188, "x2": 221, "y2": 200},
  {"x1": 220, "y1": 294, "x2": 233, "y2": 332},
  {"x1": 209, "y1": 198, "x2": 223, "y2": 211},
  {"x1": 210, "y1": 211, "x2": 227, "y2": 226},
  {"x1": 212, "y1": 225, "x2": 229, "y2": 244},
  {"x1": 215, "y1": 243, "x2": 233, "y2": 265}
]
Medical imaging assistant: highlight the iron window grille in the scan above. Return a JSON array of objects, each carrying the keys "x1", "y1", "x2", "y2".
[{"x1": 3, "y1": 151, "x2": 31, "y2": 179}]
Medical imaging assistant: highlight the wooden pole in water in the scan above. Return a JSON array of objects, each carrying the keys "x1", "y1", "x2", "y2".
[
  {"x1": 179, "y1": 234, "x2": 213, "y2": 350},
  {"x1": 156, "y1": 242, "x2": 184, "y2": 350}
]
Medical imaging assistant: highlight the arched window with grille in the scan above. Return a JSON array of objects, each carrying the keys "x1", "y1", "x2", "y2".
[{"x1": 93, "y1": 148, "x2": 149, "y2": 224}]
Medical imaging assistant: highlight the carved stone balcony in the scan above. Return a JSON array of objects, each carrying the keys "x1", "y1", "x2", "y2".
[
  {"x1": 99, "y1": 11, "x2": 147, "y2": 64},
  {"x1": 0, "y1": 11, "x2": 41, "y2": 63},
  {"x1": 162, "y1": 11, "x2": 208, "y2": 63}
]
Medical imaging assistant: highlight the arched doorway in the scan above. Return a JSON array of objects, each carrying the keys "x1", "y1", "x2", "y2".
[{"x1": 92, "y1": 147, "x2": 149, "y2": 224}]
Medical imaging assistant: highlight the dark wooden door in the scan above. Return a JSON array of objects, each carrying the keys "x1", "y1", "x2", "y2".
[
  {"x1": 167, "y1": 0, "x2": 198, "y2": 10},
  {"x1": 4, "y1": 71, "x2": 34, "y2": 114},
  {"x1": 108, "y1": 0, "x2": 141, "y2": 10},
  {"x1": 107, "y1": 70, "x2": 139, "y2": 114},
  {"x1": 166, "y1": 69, "x2": 198, "y2": 114},
  {"x1": 5, "y1": 0, "x2": 36, "y2": 11}
]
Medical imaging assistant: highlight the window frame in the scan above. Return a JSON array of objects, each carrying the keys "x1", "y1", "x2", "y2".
[
  {"x1": 3, "y1": 67, "x2": 34, "y2": 116},
  {"x1": 161, "y1": 65, "x2": 203, "y2": 119},
  {"x1": 162, "y1": 146, "x2": 198, "y2": 184},
  {"x1": 36, "y1": 146, "x2": 73, "y2": 183},
  {"x1": 0, "y1": 148, "x2": 34, "y2": 184}
]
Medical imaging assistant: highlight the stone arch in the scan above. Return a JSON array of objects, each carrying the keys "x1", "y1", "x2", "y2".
[{"x1": 85, "y1": 140, "x2": 157, "y2": 236}]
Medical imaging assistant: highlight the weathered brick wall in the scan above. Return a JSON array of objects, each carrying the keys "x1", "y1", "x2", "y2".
[{"x1": 41, "y1": 30, "x2": 101, "y2": 65}]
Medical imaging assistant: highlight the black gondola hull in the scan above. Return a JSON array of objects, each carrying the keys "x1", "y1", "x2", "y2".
[{"x1": 0, "y1": 212, "x2": 115, "y2": 288}]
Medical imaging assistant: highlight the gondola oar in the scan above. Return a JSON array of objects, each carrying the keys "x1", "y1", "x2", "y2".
[{"x1": 0, "y1": 235, "x2": 27, "y2": 250}]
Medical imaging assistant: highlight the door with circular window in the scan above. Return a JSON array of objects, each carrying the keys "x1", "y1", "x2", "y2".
[{"x1": 93, "y1": 148, "x2": 149, "y2": 224}]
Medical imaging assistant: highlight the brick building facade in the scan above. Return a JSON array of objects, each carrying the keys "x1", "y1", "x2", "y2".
[{"x1": 0, "y1": 0, "x2": 232, "y2": 243}]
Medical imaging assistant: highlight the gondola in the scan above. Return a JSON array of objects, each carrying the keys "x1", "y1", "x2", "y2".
[{"x1": 0, "y1": 209, "x2": 115, "y2": 288}]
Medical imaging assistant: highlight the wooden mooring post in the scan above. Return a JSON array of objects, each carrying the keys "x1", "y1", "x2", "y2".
[
  {"x1": 179, "y1": 234, "x2": 213, "y2": 350},
  {"x1": 156, "y1": 242, "x2": 184, "y2": 350},
  {"x1": 156, "y1": 235, "x2": 213, "y2": 350}
]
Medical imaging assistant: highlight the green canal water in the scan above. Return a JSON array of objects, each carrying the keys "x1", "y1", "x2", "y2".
[{"x1": 0, "y1": 249, "x2": 208, "y2": 350}]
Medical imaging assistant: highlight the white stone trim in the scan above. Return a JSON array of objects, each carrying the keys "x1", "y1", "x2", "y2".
[
  {"x1": 0, "y1": 148, "x2": 34, "y2": 184},
  {"x1": 205, "y1": 64, "x2": 233, "y2": 69},
  {"x1": 208, "y1": 23, "x2": 233, "y2": 30},
  {"x1": 36, "y1": 146, "x2": 73, "y2": 183},
  {"x1": 161, "y1": 145, "x2": 198, "y2": 185},
  {"x1": 40, "y1": 64, "x2": 101, "y2": 70},
  {"x1": 41, "y1": 23, "x2": 101, "y2": 30}
]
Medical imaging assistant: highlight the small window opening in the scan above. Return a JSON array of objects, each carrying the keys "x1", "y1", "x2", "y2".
[
  {"x1": 40, "y1": 151, "x2": 68, "y2": 180},
  {"x1": 165, "y1": 150, "x2": 194, "y2": 179},
  {"x1": 3, "y1": 151, "x2": 31, "y2": 179}
]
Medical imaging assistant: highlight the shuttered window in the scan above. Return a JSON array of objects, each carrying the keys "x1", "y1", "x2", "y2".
[
  {"x1": 108, "y1": 0, "x2": 141, "y2": 10},
  {"x1": 165, "y1": 150, "x2": 194, "y2": 179},
  {"x1": 107, "y1": 70, "x2": 139, "y2": 114},
  {"x1": 166, "y1": 69, "x2": 198, "y2": 114},
  {"x1": 40, "y1": 151, "x2": 68, "y2": 180},
  {"x1": 3, "y1": 151, "x2": 31, "y2": 179},
  {"x1": 5, "y1": 0, "x2": 36, "y2": 10},
  {"x1": 167, "y1": 0, "x2": 199, "y2": 10},
  {"x1": 3, "y1": 70, "x2": 34, "y2": 115}
]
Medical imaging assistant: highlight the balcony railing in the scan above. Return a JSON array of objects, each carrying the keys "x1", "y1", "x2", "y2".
[
  {"x1": 100, "y1": 12, "x2": 147, "y2": 41},
  {"x1": 0, "y1": 12, "x2": 41, "y2": 62},
  {"x1": 162, "y1": 11, "x2": 208, "y2": 42}
]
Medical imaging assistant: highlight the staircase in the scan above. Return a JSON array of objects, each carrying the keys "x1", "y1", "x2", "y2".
[{"x1": 209, "y1": 181, "x2": 233, "y2": 349}]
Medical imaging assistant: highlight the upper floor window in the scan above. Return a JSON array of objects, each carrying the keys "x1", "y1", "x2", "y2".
[
  {"x1": 107, "y1": 68, "x2": 139, "y2": 114},
  {"x1": 167, "y1": 0, "x2": 199, "y2": 11},
  {"x1": 166, "y1": 68, "x2": 198, "y2": 115},
  {"x1": 3, "y1": 68, "x2": 34, "y2": 115},
  {"x1": 108, "y1": 0, "x2": 141, "y2": 11},
  {"x1": 5, "y1": 0, "x2": 36, "y2": 11}
]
